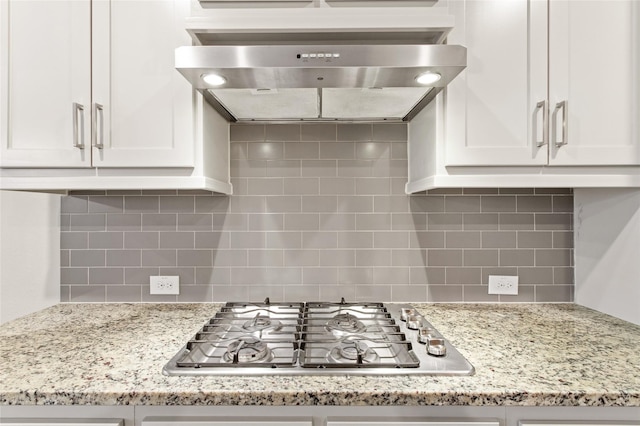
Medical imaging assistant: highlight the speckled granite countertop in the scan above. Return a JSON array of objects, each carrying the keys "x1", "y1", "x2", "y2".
[{"x1": 1, "y1": 303, "x2": 639, "y2": 407}]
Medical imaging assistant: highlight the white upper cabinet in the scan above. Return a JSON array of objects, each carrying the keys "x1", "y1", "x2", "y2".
[
  {"x1": 0, "y1": 0, "x2": 92, "y2": 168},
  {"x1": 445, "y1": 0, "x2": 640, "y2": 167},
  {"x1": 0, "y1": 0, "x2": 230, "y2": 193},
  {"x1": 548, "y1": 0, "x2": 640, "y2": 165},
  {"x1": 445, "y1": 0, "x2": 548, "y2": 166},
  {"x1": 91, "y1": 0, "x2": 194, "y2": 167},
  {"x1": 1, "y1": 0, "x2": 194, "y2": 169}
]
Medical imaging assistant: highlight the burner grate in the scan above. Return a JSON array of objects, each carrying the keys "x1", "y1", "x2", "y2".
[{"x1": 298, "y1": 301, "x2": 419, "y2": 369}]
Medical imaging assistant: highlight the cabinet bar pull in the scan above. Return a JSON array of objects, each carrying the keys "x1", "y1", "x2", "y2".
[
  {"x1": 93, "y1": 103, "x2": 104, "y2": 149},
  {"x1": 72, "y1": 102, "x2": 85, "y2": 150},
  {"x1": 552, "y1": 100, "x2": 568, "y2": 147},
  {"x1": 534, "y1": 100, "x2": 547, "y2": 147}
]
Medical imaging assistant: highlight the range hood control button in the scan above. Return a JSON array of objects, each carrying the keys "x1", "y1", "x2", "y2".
[{"x1": 297, "y1": 52, "x2": 339, "y2": 60}]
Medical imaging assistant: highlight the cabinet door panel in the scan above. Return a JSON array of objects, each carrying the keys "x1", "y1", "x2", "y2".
[
  {"x1": 549, "y1": 0, "x2": 640, "y2": 165},
  {"x1": 445, "y1": 0, "x2": 547, "y2": 166},
  {"x1": 0, "y1": 0, "x2": 91, "y2": 167},
  {"x1": 327, "y1": 420, "x2": 500, "y2": 426},
  {"x1": 141, "y1": 418, "x2": 312, "y2": 426},
  {"x1": 520, "y1": 422, "x2": 640, "y2": 426},
  {"x1": 92, "y1": 0, "x2": 194, "y2": 168},
  {"x1": 1, "y1": 421, "x2": 122, "y2": 426}
]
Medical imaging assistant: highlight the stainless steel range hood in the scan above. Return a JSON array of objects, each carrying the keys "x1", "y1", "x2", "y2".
[
  {"x1": 176, "y1": 44, "x2": 466, "y2": 122},
  {"x1": 175, "y1": 9, "x2": 466, "y2": 122}
]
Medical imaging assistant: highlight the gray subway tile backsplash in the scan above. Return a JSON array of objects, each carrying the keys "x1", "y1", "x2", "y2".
[
  {"x1": 444, "y1": 196, "x2": 481, "y2": 213},
  {"x1": 372, "y1": 123, "x2": 407, "y2": 142},
  {"x1": 142, "y1": 214, "x2": 176, "y2": 231},
  {"x1": 61, "y1": 196, "x2": 88, "y2": 213},
  {"x1": 67, "y1": 214, "x2": 106, "y2": 232},
  {"x1": 518, "y1": 231, "x2": 553, "y2": 248},
  {"x1": 499, "y1": 249, "x2": 535, "y2": 267},
  {"x1": 337, "y1": 123, "x2": 372, "y2": 141},
  {"x1": 106, "y1": 285, "x2": 142, "y2": 303},
  {"x1": 553, "y1": 195, "x2": 574, "y2": 212},
  {"x1": 69, "y1": 285, "x2": 106, "y2": 303},
  {"x1": 70, "y1": 250, "x2": 105, "y2": 267},
  {"x1": 60, "y1": 123, "x2": 574, "y2": 303},
  {"x1": 446, "y1": 267, "x2": 482, "y2": 285},
  {"x1": 107, "y1": 214, "x2": 142, "y2": 231},
  {"x1": 89, "y1": 268, "x2": 124, "y2": 285},
  {"x1": 125, "y1": 196, "x2": 159, "y2": 213},
  {"x1": 106, "y1": 250, "x2": 141, "y2": 267},
  {"x1": 481, "y1": 196, "x2": 517, "y2": 212},
  {"x1": 481, "y1": 231, "x2": 517, "y2": 248},
  {"x1": 141, "y1": 250, "x2": 176, "y2": 267},
  {"x1": 88, "y1": 232, "x2": 124, "y2": 249},
  {"x1": 463, "y1": 249, "x2": 499, "y2": 267},
  {"x1": 517, "y1": 195, "x2": 552, "y2": 212},
  {"x1": 301, "y1": 123, "x2": 337, "y2": 142},
  {"x1": 88, "y1": 196, "x2": 124, "y2": 213}
]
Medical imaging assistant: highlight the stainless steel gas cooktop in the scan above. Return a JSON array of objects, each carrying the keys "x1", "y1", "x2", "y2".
[{"x1": 163, "y1": 299, "x2": 474, "y2": 376}]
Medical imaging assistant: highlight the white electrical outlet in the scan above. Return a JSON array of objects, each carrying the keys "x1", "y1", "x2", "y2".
[
  {"x1": 150, "y1": 276, "x2": 180, "y2": 295},
  {"x1": 488, "y1": 275, "x2": 519, "y2": 295}
]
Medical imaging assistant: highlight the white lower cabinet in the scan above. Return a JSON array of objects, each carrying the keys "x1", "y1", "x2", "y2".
[
  {"x1": 506, "y1": 407, "x2": 640, "y2": 426},
  {"x1": 1, "y1": 406, "x2": 639, "y2": 426},
  {"x1": 132, "y1": 405, "x2": 506, "y2": 426},
  {"x1": 0, "y1": 407, "x2": 134, "y2": 426}
]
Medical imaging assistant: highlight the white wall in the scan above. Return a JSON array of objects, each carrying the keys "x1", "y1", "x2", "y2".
[
  {"x1": 574, "y1": 188, "x2": 640, "y2": 325},
  {"x1": 0, "y1": 190, "x2": 61, "y2": 324}
]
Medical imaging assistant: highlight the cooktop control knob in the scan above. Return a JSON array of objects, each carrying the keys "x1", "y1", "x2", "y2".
[{"x1": 427, "y1": 337, "x2": 447, "y2": 357}]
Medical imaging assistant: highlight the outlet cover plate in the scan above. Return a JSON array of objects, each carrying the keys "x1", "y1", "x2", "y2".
[
  {"x1": 488, "y1": 275, "x2": 519, "y2": 295},
  {"x1": 150, "y1": 276, "x2": 180, "y2": 295}
]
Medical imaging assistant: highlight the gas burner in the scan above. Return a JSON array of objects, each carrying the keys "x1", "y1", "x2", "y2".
[
  {"x1": 242, "y1": 315, "x2": 282, "y2": 333},
  {"x1": 223, "y1": 337, "x2": 272, "y2": 364},
  {"x1": 325, "y1": 313, "x2": 366, "y2": 335},
  {"x1": 327, "y1": 339, "x2": 380, "y2": 365}
]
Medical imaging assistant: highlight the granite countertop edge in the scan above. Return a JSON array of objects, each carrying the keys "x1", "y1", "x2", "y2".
[{"x1": 1, "y1": 391, "x2": 638, "y2": 407}]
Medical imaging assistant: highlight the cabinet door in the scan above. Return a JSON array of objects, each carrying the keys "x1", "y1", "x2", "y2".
[
  {"x1": 141, "y1": 418, "x2": 312, "y2": 426},
  {"x1": 1, "y1": 420, "x2": 122, "y2": 426},
  {"x1": 444, "y1": 0, "x2": 548, "y2": 166},
  {"x1": 520, "y1": 422, "x2": 640, "y2": 426},
  {"x1": 327, "y1": 420, "x2": 500, "y2": 426},
  {"x1": 91, "y1": 0, "x2": 194, "y2": 168},
  {"x1": 549, "y1": 0, "x2": 640, "y2": 165},
  {"x1": 0, "y1": 0, "x2": 91, "y2": 167}
]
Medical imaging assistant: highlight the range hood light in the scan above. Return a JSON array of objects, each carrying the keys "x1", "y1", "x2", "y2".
[
  {"x1": 415, "y1": 71, "x2": 442, "y2": 85},
  {"x1": 202, "y1": 73, "x2": 227, "y2": 87}
]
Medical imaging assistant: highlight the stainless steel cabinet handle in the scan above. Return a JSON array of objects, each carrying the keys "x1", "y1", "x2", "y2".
[
  {"x1": 72, "y1": 102, "x2": 85, "y2": 150},
  {"x1": 534, "y1": 100, "x2": 548, "y2": 147},
  {"x1": 93, "y1": 103, "x2": 104, "y2": 149},
  {"x1": 552, "y1": 100, "x2": 568, "y2": 147}
]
